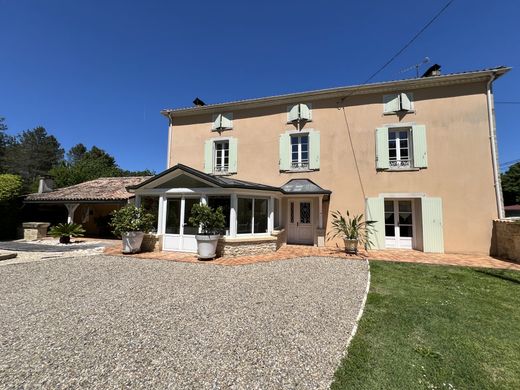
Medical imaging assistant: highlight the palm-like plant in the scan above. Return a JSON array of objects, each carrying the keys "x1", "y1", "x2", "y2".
[
  {"x1": 48, "y1": 222, "x2": 86, "y2": 244},
  {"x1": 329, "y1": 210, "x2": 377, "y2": 249}
]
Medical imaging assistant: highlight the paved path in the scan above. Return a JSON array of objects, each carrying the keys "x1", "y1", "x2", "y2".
[{"x1": 0, "y1": 255, "x2": 369, "y2": 389}]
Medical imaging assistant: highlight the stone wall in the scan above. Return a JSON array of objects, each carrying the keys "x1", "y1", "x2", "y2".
[
  {"x1": 217, "y1": 237, "x2": 278, "y2": 257},
  {"x1": 492, "y1": 219, "x2": 520, "y2": 262},
  {"x1": 141, "y1": 234, "x2": 163, "y2": 252},
  {"x1": 22, "y1": 222, "x2": 50, "y2": 241}
]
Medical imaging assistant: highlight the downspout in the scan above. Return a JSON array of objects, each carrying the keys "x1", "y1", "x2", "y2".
[
  {"x1": 166, "y1": 113, "x2": 173, "y2": 169},
  {"x1": 486, "y1": 73, "x2": 505, "y2": 219}
]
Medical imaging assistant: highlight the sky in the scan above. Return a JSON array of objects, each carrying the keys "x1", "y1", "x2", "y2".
[{"x1": 1, "y1": 0, "x2": 519, "y2": 173}]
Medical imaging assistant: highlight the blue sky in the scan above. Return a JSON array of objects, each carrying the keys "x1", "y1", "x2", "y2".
[{"x1": 1, "y1": 0, "x2": 519, "y2": 173}]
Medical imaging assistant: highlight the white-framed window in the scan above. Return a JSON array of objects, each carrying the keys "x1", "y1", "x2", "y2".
[
  {"x1": 290, "y1": 133, "x2": 309, "y2": 169},
  {"x1": 237, "y1": 197, "x2": 268, "y2": 235},
  {"x1": 388, "y1": 129, "x2": 412, "y2": 169},
  {"x1": 213, "y1": 140, "x2": 229, "y2": 173}
]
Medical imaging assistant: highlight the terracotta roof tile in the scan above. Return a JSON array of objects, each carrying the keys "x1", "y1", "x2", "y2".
[{"x1": 25, "y1": 177, "x2": 151, "y2": 202}]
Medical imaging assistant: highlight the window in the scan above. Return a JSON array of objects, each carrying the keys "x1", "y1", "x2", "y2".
[
  {"x1": 237, "y1": 197, "x2": 268, "y2": 235},
  {"x1": 388, "y1": 129, "x2": 412, "y2": 169},
  {"x1": 290, "y1": 134, "x2": 309, "y2": 169},
  {"x1": 213, "y1": 140, "x2": 229, "y2": 173},
  {"x1": 383, "y1": 93, "x2": 413, "y2": 114},
  {"x1": 208, "y1": 196, "x2": 231, "y2": 235}
]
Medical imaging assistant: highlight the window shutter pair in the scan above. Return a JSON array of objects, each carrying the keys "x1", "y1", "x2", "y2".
[
  {"x1": 365, "y1": 197, "x2": 444, "y2": 252},
  {"x1": 204, "y1": 138, "x2": 238, "y2": 174},
  {"x1": 279, "y1": 131, "x2": 320, "y2": 171},
  {"x1": 375, "y1": 125, "x2": 428, "y2": 169},
  {"x1": 212, "y1": 113, "x2": 233, "y2": 130},
  {"x1": 287, "y1": 103, "x2": 312, "y2": 123},
  {"x1": 383, "y1": 93, "x2": 413, "y2": 114}
]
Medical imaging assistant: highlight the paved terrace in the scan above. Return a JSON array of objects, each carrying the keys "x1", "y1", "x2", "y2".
[{"x1": 104, "y1": 244, "x2": 520, "y2": 270}]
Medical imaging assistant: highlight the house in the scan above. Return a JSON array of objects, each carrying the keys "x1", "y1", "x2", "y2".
[
  {"x1": 24, "y1": 176, "x2": 151, "y2": 236},
  {"x1": 128, "y1": 66, "x2": 510, "y2": 255}
]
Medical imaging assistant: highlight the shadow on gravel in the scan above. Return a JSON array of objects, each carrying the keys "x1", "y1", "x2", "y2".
[{"x1": 0, "y1": 241, "x2": 105, "y2": 253}]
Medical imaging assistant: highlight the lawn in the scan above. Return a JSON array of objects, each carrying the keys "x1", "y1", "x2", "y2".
[{"x1": 331, "y1": 261, "x2": 520, "y2": 390}]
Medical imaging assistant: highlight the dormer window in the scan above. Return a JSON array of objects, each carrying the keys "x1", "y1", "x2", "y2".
[
  {"x1": 383, "y1": 93, "x2": 414, "y2": 114},
  {"x1": 287, "y1": 103, "x2": 312, "y2": 123},
  {"x1": 212, "y1": 113, "x2": 233, "y2": 131}
]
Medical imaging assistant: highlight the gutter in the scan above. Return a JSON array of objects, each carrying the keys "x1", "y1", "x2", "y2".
[{"x1": 486, "y1": 73, "x2": 505, "y2": 219}]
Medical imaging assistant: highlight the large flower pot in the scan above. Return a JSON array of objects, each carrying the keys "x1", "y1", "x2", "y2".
[
  {"x1": 59, "y1": 235, "x2": 71, "y2": 244},
  {"x1": 122, "y1": 231, "x2": 145, "y2": 254},
  {"x1": 343, "y1": 238, "x2": 359, "y2": 254},
  {"x1": 195, "y1": 234, "x2": 220, "y2": 260}
]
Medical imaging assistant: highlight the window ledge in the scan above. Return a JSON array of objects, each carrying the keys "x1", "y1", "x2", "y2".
[
  {"x1": 381, "y1": 167, "x2": 421, "y2": 172},
  {"x1": 212, "y1": 171, "x2": 235, "y2": 176},
  {"x1": 281, "y1": 169, "x2": 318, "y2": 173}
]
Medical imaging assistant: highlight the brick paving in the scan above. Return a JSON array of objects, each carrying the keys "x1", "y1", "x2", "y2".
[{"x1": 103, "y1": 244, "x2": 520, "y2": 270}]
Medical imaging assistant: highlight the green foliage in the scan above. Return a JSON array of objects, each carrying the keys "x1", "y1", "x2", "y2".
[
  {"x1": 2, "y1": 126, "x2": 64, "y2": 191},
  {"x1": 109, "y1": 205, "x2": 155, "y2": 236},
  {"x1": 188, "y1": 203, "x2": 225, "y2": 235},
  {"x1": 0, "y1": 174, "x2": 23, "y2": 201},
  {"x1": 48, "y1": 223, "x2": 86, "y2": 239},
  {"x1": 329, "y1": 210, "x2": 376, "y2": 247},
  {"x1": 501, "y1": 162, "x2": 520, "y2": 205},
  {"x1": 50, "y1": 144, "x2": 153, "y2": 188}
]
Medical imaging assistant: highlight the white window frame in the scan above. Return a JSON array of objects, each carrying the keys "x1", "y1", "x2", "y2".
[
  {"x1": 213, "y1": 140, "x2": 229, "y2": 174},
  {"x1": 388, "y1": 128, "x2": 413, "y2": 169},
  {"x1": 290, "y1": 133, "x2": 309, "y2": 170},
  {"x1": 237, "y1": 197, "x2": 270, "y2": 236}
]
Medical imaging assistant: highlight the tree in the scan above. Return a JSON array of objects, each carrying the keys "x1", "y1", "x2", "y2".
[
  {"x1": 0, "y1": 116, "x2": 11, "y2": 173},
  {"x1": 501, "y1": 162, "x2": 520, "y2": 205},
  {"x1": 0, "y1": 174, "x2": 23, "y2": 239},
  {"x1": 0, "y1": 174, "x2": 23, "y2": 202},
  {"x1": 3, "y1": 126, "x2": 64, "y2": 191},
  {"x1": 50, "y1": 144, "x2": 153, "y2": 188}
]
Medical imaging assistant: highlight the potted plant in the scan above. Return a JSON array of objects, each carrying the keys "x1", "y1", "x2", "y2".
[
  {"x1": 329, "y1": 210, "x2": 376, "y2": 254},
  {"x1": 110, "y1": 205, "x2": 155, "y2": 254},
  {"x1": 48, "y1": 222, "x2": 86, "y2": 244},
  {"x1": 189, "y1": 203, "x2": 225, "y2": 260}
]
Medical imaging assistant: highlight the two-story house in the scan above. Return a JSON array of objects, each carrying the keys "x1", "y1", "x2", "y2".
[{"x1": 128, "y1": 66, "x2": 510, "y2": 255}]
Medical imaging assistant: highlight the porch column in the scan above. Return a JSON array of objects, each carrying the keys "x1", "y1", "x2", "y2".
[
  {"x1": 157, "y1": 195, "x2": 166, "y2": 234},
  {"x1": 200, "y1": 195, "x2": 207, "y2": 205},
  {"x1": 268, "y1": 196, "x2": 274, "y2": 233},
  {"x1": 230, "y1": 193, "x2": 238, "y2": 237},
  {"x1": 65, "y1": 203, "x2": 79, "y2": 224},
  {"x1": 318, "y1": 195, "x2": 323, "y2": 229},
  {"x1": 134, "y1": 194, "x2": 141, "y2": 208}
]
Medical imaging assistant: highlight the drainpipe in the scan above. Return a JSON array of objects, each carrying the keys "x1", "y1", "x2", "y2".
[
  {"x1": 486, "y1": 73, "x2": 505, "y2": 219},
  {"x1": 166, "y1": 113, "x2": 173, "y2": 169}
]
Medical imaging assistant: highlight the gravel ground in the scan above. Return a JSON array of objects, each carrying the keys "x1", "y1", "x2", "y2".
[{"x1": 0, "y1": 255, "x2": 369, "y2": 389}]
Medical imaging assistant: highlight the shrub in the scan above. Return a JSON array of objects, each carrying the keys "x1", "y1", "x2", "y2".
[
  {"x1": 48, "y1": 223, "x2": 86, "y2": 244},
  {"x1": 0, "y1": 174, "x2": 23, "y2": 202},
  {"x1": 329, "y1": 210, "x2": 377, "y2": 248},
  {"x1": 109, "y1": 205, "x2": 155, "y2": 237},
  {"x1": 188, "y1": 204, "x2": 225, "y2": 235}
]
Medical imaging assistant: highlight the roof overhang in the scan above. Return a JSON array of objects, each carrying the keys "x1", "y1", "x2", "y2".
[
  {"x1": 23, "y1": 199, "x2": 129, "y2": 204},
  {"x1": 162, "y1": 67, "x2": 511, "y2": 117}
]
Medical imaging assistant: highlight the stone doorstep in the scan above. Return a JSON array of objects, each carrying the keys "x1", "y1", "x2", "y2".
[{"x1": 0, "y1": 252, "x2": 17, "y2": 261}]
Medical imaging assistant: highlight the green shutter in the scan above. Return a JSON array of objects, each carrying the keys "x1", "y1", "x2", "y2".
[
  {"x1": 204, "y1": 139, "x2": 213, "y2": 173},
  {"x1": 383, "y1": 94, "x2": 400, "y2": 113},
  {"x1": 221, "y1": 113, "x2": 233, "y2": 129},
  {"x1": 279, "y1": 133, "x2": 291, "y2": 171},
  {"x1": 400, "y1": 92, "x2": 413, "y2": 111},
  {"x1": 287, "y1": 105, "x2": 299, "y2": 122},
  {"x1": 212, "y1": 114, "x2": 222, "y2": 130},
  {"x1": 299, "y1": 103, "x2": 312, "y2": 121},
  {"x1": 412, "y1": 125, "x2": 428, "y2": 168},
  {"x1": 375, "y1": 127, "x2": 389, "y2": 169},
  {"x1": 365, "y1": 197, "x2": 385, "y2": 249},
  {"x1": 309, "y1": 130, "x2": 320, "y2": 170},
  {"x1": 421, "y1": 197, "x2": 444, "y2": 253},
  {"x1": 228, "y1": 137, "x2": 238, "y2": 173}
]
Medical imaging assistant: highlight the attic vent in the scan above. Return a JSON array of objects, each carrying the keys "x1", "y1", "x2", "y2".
[{"x1": 287, "y1": 103, "x2": 312, "y2": 123}]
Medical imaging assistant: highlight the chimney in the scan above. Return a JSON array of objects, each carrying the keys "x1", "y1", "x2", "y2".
[
  {"x1": 421, "y1": 64, "x2": 441, "y2": 78},
  {"x1": 38, "y1": 177, "x2": 54, "y2": 193},
  {"x1": 193, "y1": 97, "x2": 206, "y2": 107}
]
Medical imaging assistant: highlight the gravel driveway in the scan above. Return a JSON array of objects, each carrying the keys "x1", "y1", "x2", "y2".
[{"x1": 0, "y1": 255, "x2": 368, "y2": 389}]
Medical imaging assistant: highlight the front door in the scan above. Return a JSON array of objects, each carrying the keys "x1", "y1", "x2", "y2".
[
  {"x1": 384, "y1": 199, "x2": 413, "y2": 249},
  {"x1": 287, "y1": 199, "x2": 314, "y2": 245},
  {"x1": 163, "y1": 196, "x2": 199, "y2": 252}
]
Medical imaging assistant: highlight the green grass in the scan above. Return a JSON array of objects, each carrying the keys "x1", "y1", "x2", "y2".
[{"x1": 331, "y1": 262, "x2": 520, "y2": 390}]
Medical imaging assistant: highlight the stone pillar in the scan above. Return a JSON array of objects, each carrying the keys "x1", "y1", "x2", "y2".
[{"x1": 23, "y1": 222, "x2": 50, "y2": 241}]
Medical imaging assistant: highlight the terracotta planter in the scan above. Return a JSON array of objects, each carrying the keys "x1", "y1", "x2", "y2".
[
  {"x1": 343, "y1": 238, "x2": 359, "y2": 254},
  {"x1": 59, "y1": 236, "x2": 71, "y2": 244}
]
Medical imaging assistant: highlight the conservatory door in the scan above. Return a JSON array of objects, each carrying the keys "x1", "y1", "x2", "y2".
[{"x1": 163, "y1": 197, "x2": 199, "y2": 252}]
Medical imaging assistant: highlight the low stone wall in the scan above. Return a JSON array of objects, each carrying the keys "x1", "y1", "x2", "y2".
[
  {"x1": 492, "y1": 219, "x2": 520, "y2": 262},
  {"x1": 272, "y1": 229, "x2": 286, "y2": 249},
  {"x1": 22, "y1": 222, "x2": 50, "y2": 241},
  {"x1": 217, "y1": 236, "x2": 278, "y2": 258},
  {"x1": 141, "y1": 234, "x2": 162, "y2": 252}
]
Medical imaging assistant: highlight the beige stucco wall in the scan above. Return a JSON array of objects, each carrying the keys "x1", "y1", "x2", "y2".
[{"x1": 167, "y1": 81, "x2": 498, "y2": 254}]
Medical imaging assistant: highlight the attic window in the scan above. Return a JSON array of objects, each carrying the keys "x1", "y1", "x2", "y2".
[
  {"x1": 287, "y1": 103, "x2": 312, "y2": 123},
  {"x1": 383, "y1": 93, "x2": 414, "y2": 114},
  {"x1": 212, "y1": 113, "x2": 233, "y2": 131}
]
